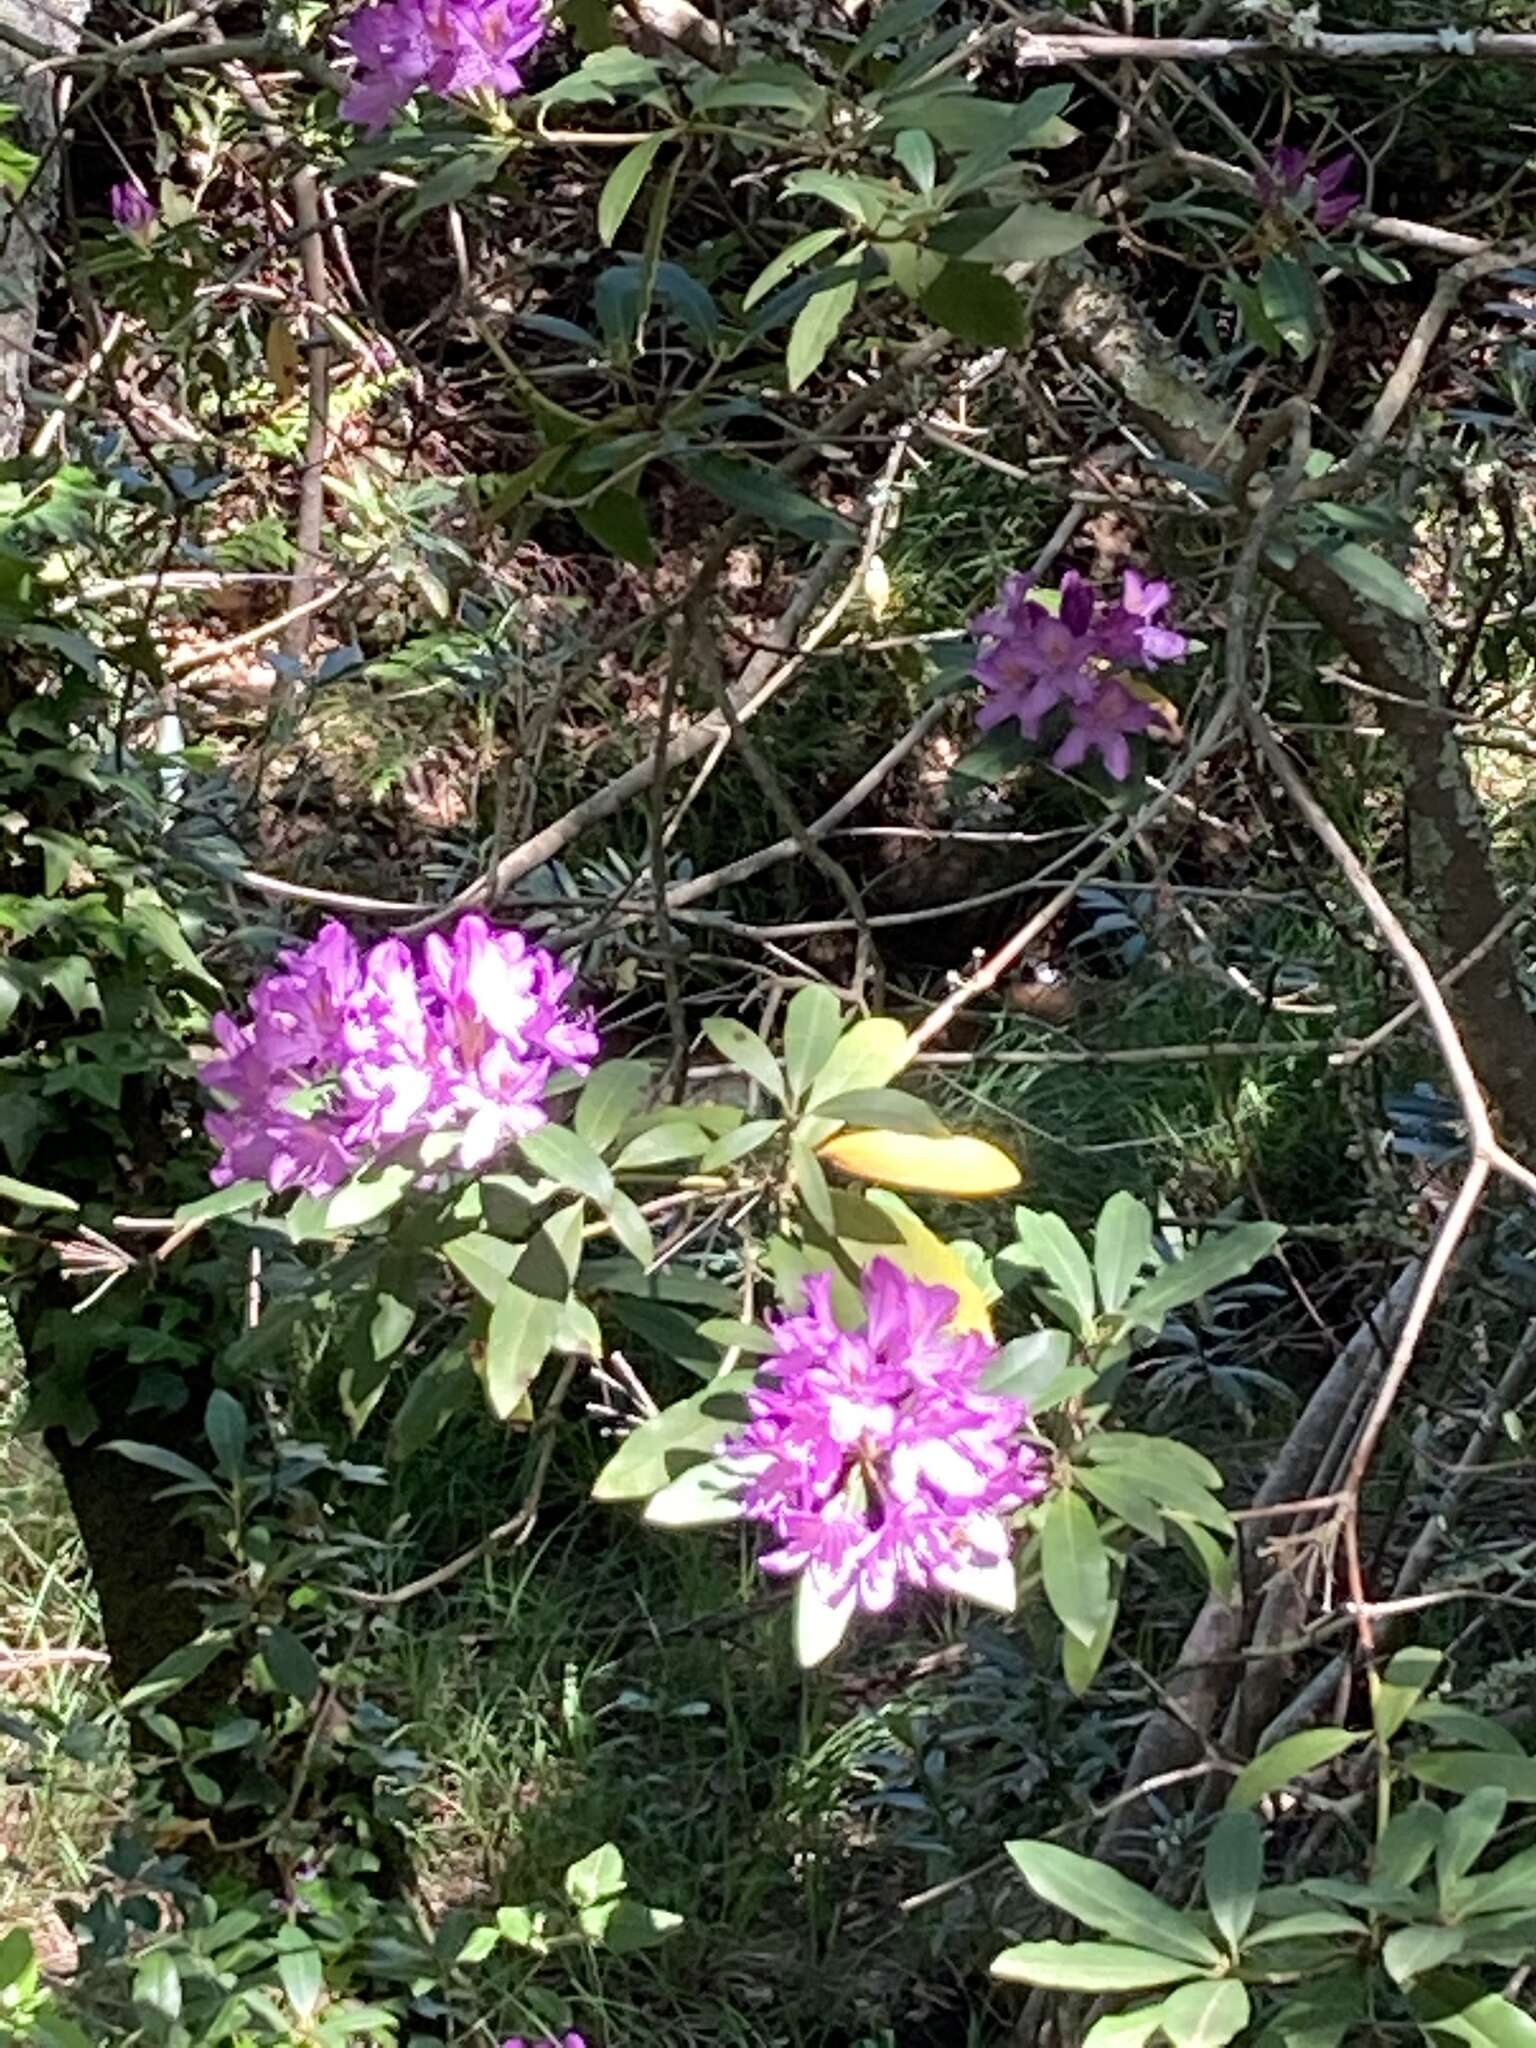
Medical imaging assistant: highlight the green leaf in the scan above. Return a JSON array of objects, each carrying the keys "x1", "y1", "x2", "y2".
[
  {"x1": 519, "y1": 1122, "x2": 614, "y2": 1204},
  {"x1": 1409, "y1": 1703, "x2": 1528, "y2": 1757},
  {"x1": 1375, "y1": 1801, "x2": 1443, "y2": 1888},
  {"x1": 575, "y1": 1059, "x2": 652, "y2": 1151},
  {"x1": 1412, "y1": 1981, "x2": 1536, "y2": 2047},
  {"x1": 644, "y1": 1457, "x2": 742, "y2": 1527},
  {"x1": 1076, "y1": 1463, "x2": 1166, "y2": 1542},
  {"x1": 263, "y1": 1625, "x2": 320, "y2": 1704},
  {"x1": 964, "y1": 200, "x2": 1097, "y2": 267},
  {"x1": 1084, "y1": 2011, "x2": 1166, "y2": 2048},
  {"x1": 999, "y1": 1206, "x2": 1096, "y2": 1333},
  {"x1": 120, "y1": 1632, "x2": 232, "y2": 1711},
  {"x1": 790, "y1": 1137, "x2": 835, "y2": 1229},
  {"x1": 172, "y1": 1179, "x2": 266, "y2": 1226},
  {"x1": 573, "y1": 487, "x2": 655, "y2": 566},
  {"x1": 1159, "y1": 1979, "x2": 1251, "y2": 2047},
  {"x1": 1062, "y1": 1585, "x2": 1117, "y2": 1696},
  {"x1": 1459, "y1": 1842, "x2": 1536, "y2": 1918},
  {"x1": 276, "y1": 1941, "x2": 324, "y2": 2020},
  {"x1": 795, "y1": 1571, "x2": 856, "y2": 1667},
  {"x1": 742, "y1": 226, "x2": 846, "y2": 313},
  {"x1": 894, "y1": 127, "x2": 936, "y2": 192},
  {"x1": 579, "y1": 1896, "x2": 685, "y2": 1953},
  {"x1": 701, "y1": 1016, "x2": 787, "y2": 1101},
  {"x1": 1325, "y1": 540, "x2": 1429, "y2": 623},
  {"x1": 1258, "y1": 252, "x2": 1323, "y2": 357},
  {"x1": 1384, "y1": 1925, "x2": 1468, "y2": 1986},
  {"x1": 107, "y1": 1440, "x2": 221, "y2": 1493},
  {"x1": 324, "y1": 1162, "x2": 415, "y2": 1232},
  {"x1": 590, "y1": 1373, "x2": 752, "y2": 1500},
  {"x1": 0, "y1": 1928, "x2": 33, "y2": 1993},
  {"x1": 1226, "y1": 1729, "x2": 1360, "y2": 1811},
  {"x1": 1116, "y1": 1224, "x2": 1284, "y2": 1335},
  {"x1": 565, "y1": 1840, "x2": 625, "y2": 1907},
  {"x1": 1039, "y1": 1489, "x2": 1112, "y2": 1647},
  {"x1": 699, "y1": 1119, "x2": 782, "y2": 1172},
  {"x1": 370, "y1": 1292, "x2": 415, "y2": 1363},
  {"x1": 783, "y1": 985, "x2": 843, "y2": 1102},
  {"x1": 604, "y1": 1186, "x2": 656, "y2": 1265},
  {"x1": 204, "y1": 1390, "x2": 247, "y2": 1480},
  {"x1": 0, "y1": 1171, "x2": 77, "y2": 1212},
  {"x1": 804, "y1": 1018, "x2": 911, "y2": 1112},
  {"x1": 1245, "y1": 1910, "x2": 1365, "y2": 1945},
  {"x1": 614, "y1": 1120, "x2": 713, "y2": 1170},
  {"x1": 1438, "y1": 1789, "x2": 1507, "y2": 1909},
  {"x1": 786, "y1": 265, "x2": 860, "y2": 390},
  {"x1": 1203, "y1": 1812, "x2": 1262, "y2": 1952},
  {"x1": 1008, "y1": 1842, "x2": 1220, "y2": 1966},
  {"x1": 1094, "y1": 1191, "x2": 1155, "y2": 1314},
  {"x1": 845, "y1": 0, "x2": 945, "y2": 65},
  {"x1": 679, "y1": 451, "x2": 856, "y2": 544},
  {"x1": 980, "y1": 1328, "x2": 1074, "y2": 1405},
  {"x1": 990, "y1": 1941, "x2": 1199, "y2": 1991},
  {"x1": 132, "y1": 1951, "x2": 182, "y2": 2027},
  {"x1": 485, "y1": 1285, "x2": 558, "y2": 1418},
  {"x1": 444, "y1": 1231, "x2": 520, "y2": 1303},
  {"x1": 1408, "y1": 1752, "x2": 1536, "y2": 1803},
  {"x1": 918, "y1": 260, "x2": 1026, "y2": 347},
  {"x1": 598, "y1": 133, "x2": 666, "y2": 244},
  {"x1": 814, "y1": 1087, "x2": 948, "y2": 1136},
  {"x1": 1374, "y1": 1644, "x2": 1444, "y2": 1743}
]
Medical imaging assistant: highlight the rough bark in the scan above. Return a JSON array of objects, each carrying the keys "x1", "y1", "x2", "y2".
[{"x1": 0, "y1": 0, "x2": 91, "y2": 456}]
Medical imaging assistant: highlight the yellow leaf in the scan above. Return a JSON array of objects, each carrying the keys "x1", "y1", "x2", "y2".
[
  {"x1": 1122, "y1": 673, "x2": 1182, "y2": 741},
  {"x1": 265, "y1": 314, "x2": 302, "y2": 400},
  {"x1": 841, "y1": 1189, "x2": 997, "y2": 1339},
  {"x1": 818, "y1": 1129, "x2": 1022, "y2": 1200}
]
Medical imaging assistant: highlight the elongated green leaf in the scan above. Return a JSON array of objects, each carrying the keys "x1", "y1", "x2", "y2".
[
  {"x1": 172, "y1": 1179, "x2": 266, "y2": 1226},
  {"x1": 1412, "y1": 1983, "x2": 1536, "y2": 2048},
  {"x1": 573, "y1": 487, "x2": 655, "y2": 566},
  {"x1": 518, "y1": 1122, "x2": 614, "y2": 1204},
  {"x1": 980, "y1": 1328, "x2": 1073, "y2": 1404},
  {"x1": 575, "y1": 1059, "x2": 653, "y2": 1151},
  {"x1": 783, "y1": 984, "x2": 843, "y2": 1102},
  {"x1": 965, "y1": 201, "x2": 1097, "y2": 267},
  {"x1": 598, "y1": 133, "x2": 666, "y2": 244},
  {"x1": 1159, "y1": 1979, "x2": 1250, "y2": 2048},
  {"x1": 106, "y1": 1440, "x2": 221, "y2": 1493},
  {"x1": 1385, "y1": 1925, "x2": 1468, "y2": 1986},
  {"x1": 325, "y1": 1162, "x2": 415, "y2": 1232},
  {"x1": 1438, "y1": 1788, "x2": 1507, "y2": 1908},
  {"x1": 1062, "y1": 1583, "x2": 1117, "y2": 1696},
  {"x1": 1094, "y1": 1191, "x2": 1156, "y2": 1314},
  {"x1": 1084, "y1": 2009, "x2": 1167, "y2": 2048},
  {"x1": 1258, "y1": 252, "x2": 1323, "y2": 358},
  {"x1": 894, "y1": 127, "x2": 936, "y2": 192},
  {"x1": 204, "y1": 1390, "x2": 247, "y2": 1480},
  {"x1": 1245, "y1": 1909, "x2": 1365, "y2": 1945},
  {"x1": 999, "y1": 1206, "x2": 1096, "y2": 1333},
  {"x1": 990, "y1": 1941, "x2": 1199, "y2": 1991},
  {"x1": 1117, "y1": 1224, "x2": 1284, "y2": 1335},
  {"x1": 1008, "y1": 1842, "x2": 1219, "y2": 1966},
  {"x1": 120, "y1": 1632, "x2": 233, "y2": 1711},
  {"x1": 484, "y1": 1285, "x2": 558, "y2": 1419},
  {"x1": 590, "y1": 1372, "x2": 752, "y2": 1500},
  {"x1": 699, "y1": 1118, "x2": 782, "y2": 1172},
  {"x1": 1409, "y1": 1752, "x2": 1536, "y2": 1803},
  {"x1": 1375, "y1": 1801, "x2": 1443, "y2": 1888},
  {"x1": 680, "y1": 451, "x2": 856, "y2": 544},
  {"x1": 1076, "y1": 1463, "x2": 1165, "y2": 1542},
  {"x1": 786, "y1": 265, "x2": 860, "y2": 390},
  {"x1": 844, "y1": 0, "x2": 945, "y2": 65},
  {"x1": 1227, "y1": 1729, "x2": 1361, "y2": 1811},
  {"x1": 1039, "y1": 1489, "x2": 1112, "y2": 1647},
  {"x1": 804, "y1": 1018, "x2": 911, "y2": 1111},
  {"x1": 1461, "y1": 1842, "x2": 1536, "y2": 1917},
  {"x1": 1375, "y1": 1644, "x2": 1444, "y2": 1742},
  {"x1": 0, "y1": 1171, "x2": 77, "y2": 1211},
  {"x1": 1410, "y1": 1702, "x2": 1528, "y2": 1756},
  {"x1": 701, "y1": 1016, "x2": 787, "y2": 1102},
  {"x1": 1325, "y1": 540, "x2": 1429, "y2": 623},
  {"x1": 263, "y1": 1625, "x2": 320, "y2": 1704},
  {"x1": 133, "y1": 1951, "x2": 182, "y2": 2026},
  {"x1": 919, "y1": 259, "x2": 1026, "y2": 347},
  {"x1": 644, "y1": 1457, "x2": 742, "y2": 1527},
  {"x1": 1203, "y1": 1810, "x2": 1261, "y2": 1952},
  {"x1": 742, "y1": 226, "x2": 846, "y2": 312},
  {"x1": 814, "y1": 1087, "x2": 949, "y2": 1136}
]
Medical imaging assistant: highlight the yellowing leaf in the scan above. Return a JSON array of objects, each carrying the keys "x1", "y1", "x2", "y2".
[
  {"x1": 818, "y1": 1129, "x2": 1022, "y2": 1199},
  {"x1": 841, "y1": 1189, "x2": 997, "y2": 1339},
  {"x1": 1122, "y1": 674, "x2": 1183, "y2": 741},
  {"x1": 265, "y1": 315, "x2": 303, "y2": 400}
]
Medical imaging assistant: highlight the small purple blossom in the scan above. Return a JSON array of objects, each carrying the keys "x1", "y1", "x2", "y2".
[
  {"x1": 970, "y1": 564, "x2": 1184, "y2": 781},
  {"x1": 340, "y1": 0, "x2": 547, "y2": 130},
  {"x1": 1256, "y1": 143, "x2": 1362, "y2": 233},
  {"x1": 109, "y1": 180, "x2": 158, "y2": 243},
  {"x1": 201, "y1": 915, "x2": 598, "y2": 1193},
  {"x1": 721, "y1": 1260, "x2": 1048, "y2": 1626}
]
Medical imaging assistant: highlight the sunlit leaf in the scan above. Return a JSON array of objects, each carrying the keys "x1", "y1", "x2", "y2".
[{"x1": 817, "y1": 1128, "x2": 1021, "y2": 1197}]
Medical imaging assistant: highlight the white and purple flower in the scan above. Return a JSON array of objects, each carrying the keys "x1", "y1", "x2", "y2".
[
  {"x1": 201, "y1": 915, "x2": 598, "y2": 1193},
  {"x1": 721, "y1": 1260, "x2": 1047, "y2": 1623}
]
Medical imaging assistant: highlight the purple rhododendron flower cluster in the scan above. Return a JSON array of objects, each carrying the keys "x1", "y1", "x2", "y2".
[
  {"x1": 340, "y1": 0, "x2": 547, "y2": 129},
  {"x1": 1256, "y1": 144, "x2": 1362, "y2": 232},
  {"x1": 202, "y1": 915, "x2": 598, "y2": 1193},
  {"x1": 110, "y1": 180, "x2": 158, "y2": 241},
  {"x1": 970, "y1": 566, "x2": 1186, "y2": 781},
  {"x1": 721, "y1": 1259, "x2": 1047, "y2": 1619}
]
